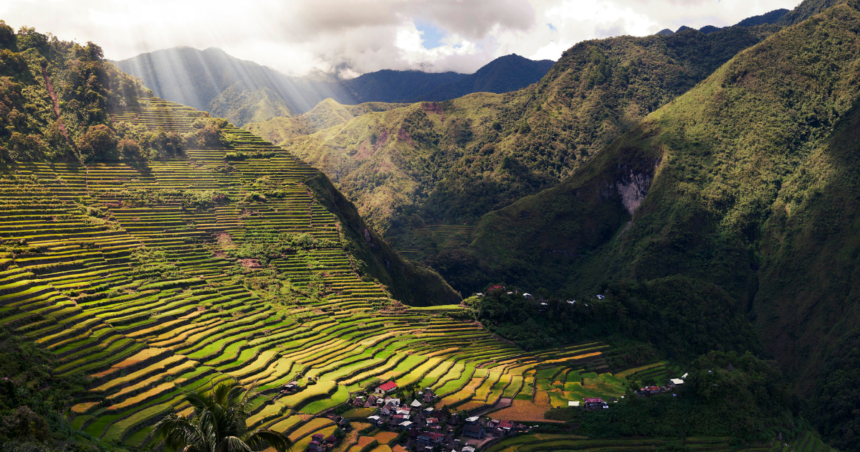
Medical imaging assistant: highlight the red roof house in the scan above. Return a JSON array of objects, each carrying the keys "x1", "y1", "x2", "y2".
[{"x1": 376, "y1": 381, "x2": 398, "y2": 395}]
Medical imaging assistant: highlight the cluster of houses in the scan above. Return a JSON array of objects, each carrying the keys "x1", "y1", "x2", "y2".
[
  {"x1": 306, "y1": 414, "x2": 351, "y2": 452},
  {"x1": 635, "y1": 374, "x2": 686, "y2": 397},
  {"x1": 346, "y1": 381, "x2": 530, "y2": 451},
  {"x1": 295, "y1": 370, "x2": 690, "y2": 451}
]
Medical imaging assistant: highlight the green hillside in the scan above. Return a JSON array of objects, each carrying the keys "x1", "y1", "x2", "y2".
[
  {"x1": 247, "y1": 99, "x2": 406, "y2": 146},
  {"x1": 463, "y1": 2, "x2": 860, "y2": 449},
  {"x1": 253, "y1": 23, "x2": 780, "y2": 283}
]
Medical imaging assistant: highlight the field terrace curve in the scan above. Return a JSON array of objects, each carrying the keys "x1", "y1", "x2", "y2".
[{"x1": 0, "y1": 98, "x2": 613, "y2": 449}]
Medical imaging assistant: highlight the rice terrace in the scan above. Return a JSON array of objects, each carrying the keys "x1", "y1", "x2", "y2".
[{"x1": 2, "y1": 99, "x2": 672, "y2": 450}]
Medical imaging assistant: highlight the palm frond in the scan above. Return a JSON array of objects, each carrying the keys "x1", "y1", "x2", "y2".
[
  {"x1": 245, "y1": 429, "x2": 293, "y2": 452},
  {"x1": 221, "y1": 436, "x2": 253, "y2": 452},
  {"x1": 153, "y1": 413, "x2": 205, "y2": 452}
]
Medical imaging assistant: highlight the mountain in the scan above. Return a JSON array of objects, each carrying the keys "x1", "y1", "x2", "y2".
[
  {"x1": 340, "y1": 69, "x2": 464, "y2": 103},
  {"x1": 461, "y1": 1, "x2": 860, "y2": 449},
  {"x1": 410, "y1": 54, "x2": 555, "y2": 102},
  {"x1": 253, "y1": 23, "x2": 781, "y2": 283},
  {"x1": 112, "y1": 47, "x2": 350, "y2": 126},
  {"x1": 778, "y1": 0, "x2": 849, "y2": 25},
  {"x1": 114, "y1": 49, "x2": 554, "y2": 126},
  {"x1": 735, "y1": 8, "x2": 790, "y2": 26},
  {"x1": 666, "y1": 8, "x2": 789, "y2": 36}
]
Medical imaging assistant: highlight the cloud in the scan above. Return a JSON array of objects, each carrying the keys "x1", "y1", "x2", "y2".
[{"x1": 0, "y1": 0, "x2": 801, "y2": 76}]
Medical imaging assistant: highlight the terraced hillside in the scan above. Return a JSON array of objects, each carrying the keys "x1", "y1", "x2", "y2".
[{"x1": 0, "y1": 98, "x2": 640, "y2": 449}]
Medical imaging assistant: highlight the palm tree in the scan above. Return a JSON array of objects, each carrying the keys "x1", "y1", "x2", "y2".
[{"x1": 153, "y1": 381, "x2": 293, "y2": 452}]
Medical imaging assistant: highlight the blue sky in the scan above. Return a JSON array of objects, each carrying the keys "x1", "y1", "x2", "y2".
[{"x1": 415, "y1": 20, "x2": 447, "y2": 49}]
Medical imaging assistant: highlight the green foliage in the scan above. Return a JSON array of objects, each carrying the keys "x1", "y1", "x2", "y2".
[
  {"x1": 471, "y1": 278, "x2": 760, "y2": 358},
  {"x1": 153, "y1": 381, "x2": 292, "y2": 452},
  {"x1": 76, "y1": 124, "x2": 116, "y2": 162},
  {"x1": 181, "y1": 190, "x2": 229, "y2": 210},
  {"x1": 812, "y1": 327, "x2": 860, "y2": 450},
  {"x1": 467, "y1": 2, "x2": 860, "y2": 449},
  {"x1": 0, "y1": 326, "x2": 108, "y2": 451},
  {"x1": 129, "y1": 247, "x2": 183, "y2": 280},
  {"x1": 227, "y1": 229, "x2": 338, "y2": 267},
  {"x1": 545, "y1": 351, "x2": 800, "y2": 445},
  {"x1": 255, "y1": 23, "x2": 781, "y2": 291}
]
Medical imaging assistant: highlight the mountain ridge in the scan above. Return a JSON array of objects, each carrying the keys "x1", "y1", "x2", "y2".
[
  {"x1": 459, "y1": 2, "x2": 860, "y2": 448},
  {"x1": 114, "y1": 49, "x2": 554, "y2": 126}
]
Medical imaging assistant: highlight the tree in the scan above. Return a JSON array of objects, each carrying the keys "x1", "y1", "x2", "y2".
[
  {"x1": 76, "y1": 124, "x2": 117, "y2": 162},
  {"x1": 0, "y1": 21, "x2": 15, "y2": 49},
  {"x1": 153, "y1": 381, "x2": 292, "y2": 452}
]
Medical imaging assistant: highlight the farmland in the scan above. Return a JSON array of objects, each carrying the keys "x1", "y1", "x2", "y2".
[{"x1": 0, "y1": 98, "x2": 655, "y2": 448}]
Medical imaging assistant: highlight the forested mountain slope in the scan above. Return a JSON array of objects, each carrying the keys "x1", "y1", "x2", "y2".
[
  {"x1": 256, "y1": 23, "x2": 781, "y2": 276},
  {"x1": 114, "y1": 49, "x2": 553, "y2": 126},
  {"x1": 462, "y1": 2, "x2": 860, "y2": 449}
]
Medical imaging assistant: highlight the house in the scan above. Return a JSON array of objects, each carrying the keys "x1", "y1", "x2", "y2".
[
  {"x1": 376, "y1": 381, "x2": 397, "y2": 395},
  {"x1": 383, "y1": 397, "x2": 401, "y2": 407},
  {"x1": 281, "y1": 381, "x2": 299, "y2": 393},
  {"x1": 367, "y1": 415, "x2": 380, "y2": 422},
  {"x1": 325, "y1": 435, "x2": 337, "y2": 445},
  {"x1": 422, "y1": 391, "x2": 435, "y2": 403},
  {"x1": 596, "y1": 294, "x2": 605, "y2": 300},
  {"x1": 462, "y1": 447, "x2": 476, "y2": 452},
  {"x1": 523, "y1": 293, "x2": 533, "y2": 299},
  {"x1": 396, "y1": 408, "x2": 411, "y2": 416},
  {"x1": 417, "y1": 432, "x2": 445, "y2": 445},
  {"x1": 488, "y1": 285, "x2": 505, "y2": 293},
  {"x1": 391, "y1": 414, "x2": 410, "y2": 423},
  {"x1": 380, "y1": 404, "x2": 394, "y2": 416},
  {"x1": 465, "y1": 416, "x2": 480, "y2": 424},
  {"x1": 499, "y1": 420, "x2": 514, "y2": 431},
  {"x1": 308, "y1": 440, "x2": 322, "y2": 452},
  {"x1": 640, "y1": 386, "x2": 660, "y2": 395},
  {"x1": 463, "y1": 424, "x2": 486, "y2": 439},
  {"x1": 398, "y1": 421, "x2": 413, "y2": 430},
  {"x1": 568, "y1": 401, "x2": 580, "y2": 407},
  {"x1": 426, "y1": 417, "x2": 439, "y2": 426},
  {"x1": 311, "y1": 434, "x2": 325, "y2": 443},
  {"x1": 584, "y1": 398, "x2": 608, "y2": 410},
  {"x1": 669, "y1": 378, "x2": 684, "y2": 387},
  {"x1": 364, "y1": 394, "x2": 378, "y2": 407},
  {"x1": 352, "y1": 396, "x2": 365, "y2": 407},
  {"x1": 410, "y1": 399, "x2": 422, "y2": 408},
  {"x1": 487, "y1": 419, "x2": 500, "y2": 429}
]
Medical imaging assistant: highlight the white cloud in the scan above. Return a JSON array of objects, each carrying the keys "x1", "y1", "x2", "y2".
[{"x1": 0, "y1": 0, "x2": 802, "y2": 75}]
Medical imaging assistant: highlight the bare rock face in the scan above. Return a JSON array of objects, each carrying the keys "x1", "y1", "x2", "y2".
[{"x1": 617, "y1": 171, "x2": 651, "y2": 215}]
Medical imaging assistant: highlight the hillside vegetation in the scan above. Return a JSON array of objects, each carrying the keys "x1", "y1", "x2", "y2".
[
  {"x1": 254, "y1": 23, "x2": 780, "y2": 279},
  {"x1": 462, "y1": 2, "x2": 860, "y2": 449}
]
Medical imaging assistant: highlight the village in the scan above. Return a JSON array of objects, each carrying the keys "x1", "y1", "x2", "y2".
[{"x1": 286, "y1": 373, "x2": 688, "y2": 452}]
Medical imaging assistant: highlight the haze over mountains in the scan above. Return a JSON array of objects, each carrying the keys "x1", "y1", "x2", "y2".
[{"x1": 114, "y1": 49, "x2": 553, "y2": 126}]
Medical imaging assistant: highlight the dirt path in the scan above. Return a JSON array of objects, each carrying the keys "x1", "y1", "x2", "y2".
[{"x1": 41, "y1": 65, "x2": 72, "y2": 146}]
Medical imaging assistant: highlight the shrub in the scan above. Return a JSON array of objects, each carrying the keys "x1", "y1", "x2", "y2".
[{"x1": 76, "y1": 124, "x2": 117, "y2": 162}]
